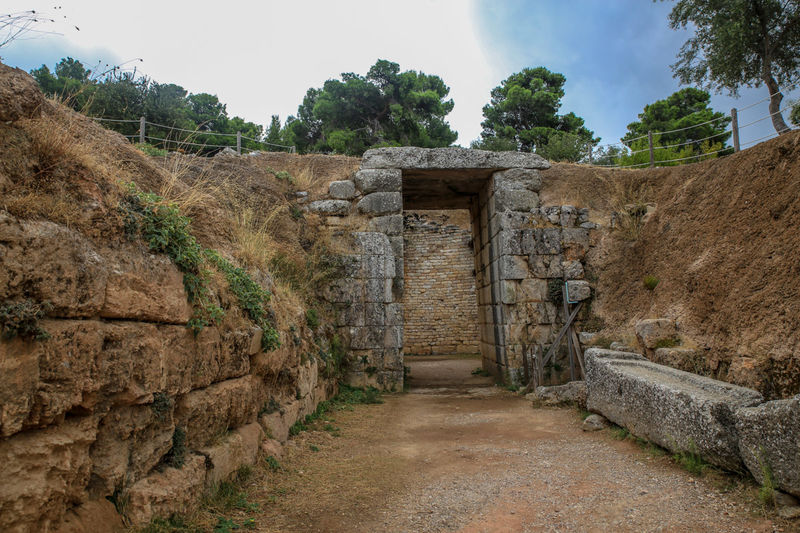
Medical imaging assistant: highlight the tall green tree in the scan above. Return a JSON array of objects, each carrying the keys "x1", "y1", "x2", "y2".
[
  {"x1": 622, "y1": 88, "x2": 731, "y2": 154},
  {"x1": 472, "y1": 67, "x2": 598, "y2": 158},
  {"x1": 287, "y1": 59, "x2": 458, "y2": 155},
  {"x1": 666, "y1": 0, "x2": 800, "y2": 134}
]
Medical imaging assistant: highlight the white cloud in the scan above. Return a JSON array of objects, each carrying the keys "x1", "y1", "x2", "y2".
[{"x1": 4, "y1": 0, "x2": 498, "y2": 145}]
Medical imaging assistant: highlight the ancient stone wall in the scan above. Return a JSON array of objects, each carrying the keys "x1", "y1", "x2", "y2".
[{"x1": 403, "y1": 212, "x2": 480, "y2": 355}]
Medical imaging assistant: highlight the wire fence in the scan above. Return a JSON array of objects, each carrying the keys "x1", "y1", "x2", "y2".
[
  {"x1": 587, "y1": 80, "x2": 798, "y2": 168},
  {"x1": 91, "y1": 116, "x2": 296, "y2": 154}
]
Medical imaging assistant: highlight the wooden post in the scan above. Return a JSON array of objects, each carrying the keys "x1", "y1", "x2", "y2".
[
  {"x1": 562, "y1": 284, "x2": 576, "y2": 381},
  {"x1": 731, "y1": 108, "x2": 740, "y2": 152},
  {"x1": 139, "y1": 116, "x2": 145, "y2": 144},
  {"x1": 648, "y1": 130, "x2": 655, "y2": 167},
  {"x1": 236, "y1": 131, "x2": 242, "y2": 155}
]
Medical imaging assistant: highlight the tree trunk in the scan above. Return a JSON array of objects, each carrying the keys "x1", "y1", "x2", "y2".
[{"x1": 764, "y1": 74, "x2": 792, "y2": 135}]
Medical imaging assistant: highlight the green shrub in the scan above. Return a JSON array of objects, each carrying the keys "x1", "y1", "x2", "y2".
[
  {"x1": 165, "y1": 427, "x2": 187, "y2": 468},
  {"x1": 611, "y1": 425, "x2": 630, "y2": 440},
  {"x1": 643, "y1": 275, "x2": 660, "y2": 290},
  {"x1": 673, "y1": 440, "x2": 710, "y2": 476},
  {"x1": 654, "y1": 338, "x2": 680, "y2": 349},
  {"x1": 264, "y1": 456, "x2": 281, "y2": 472},
  {"x1": 0, "y1": 299, "x2": 52, "y2": 341},
  {"x1": 305, "y1": 308, "x2": 319, "y2": 329},
  {"x1": 758, "y1": 451, "x2": 777, "y2": 506},
  {"x1": 150, "y1": 392, "x2": 173, "y2": 422},
  {"x1": 547, "y1": 279, "x2": 564, "y2": 306},
  {"x1": 134, "y1": 143, "x2": 168, "y2": 157}
]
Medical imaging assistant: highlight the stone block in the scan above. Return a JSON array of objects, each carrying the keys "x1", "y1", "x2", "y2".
[
  {"x1": 384, "y1": 326, "x2": 403, "y2": 349},
  {"x1": 737, "y1": 396, "x2": 800, "y2": 497},
  {"x1": 361, "y1": 146, "x2": 550, "y2": 170},
  {"x1": 497, "y1": 211, "x2": 536, "y2": 231},
  {"x1": 562, "y1": 260, "x2": 584, "y2": 280},
  {"x1": 365, "y1": 278, "x2": 392, "y2": 303},
  {"x1": 335, "y1": 302, "x2": 365, "y2": 327},
  {"x1": 609, "y1": 341, "x2": 640, "y2": 353},
  {"x1": 541, "y1": 206, "x2": 561, "y2": 225},
  {"x1": 356, "y1": 192, "x2": 402, "y2": 215},
  {"x1": 578, "y1": 332, "x2": 597, "y2": 345},
  {"x1": 125, "y1": 454, "x2": 207, "y2": 526},
  {"x1": 499, "y1": 255, "x2": 529, "y2": 280},
  {"x1": 367, "y1": 214, "x2": 403, "y2": 235},
  {"x1": 0, "y1": 417, "x2": 96, "y2": 532},
  {"x1": 365, "y1": 303, "x2": 386, "y2": 326},
  {"x1": 328, "y1": 180, "x2": 357, "y2": 199},
  {"x1": 585, "y1": 348, "x2": 763, "y2": 472},
  {"x1": 560, "y1": 205, "x2": 578, "y2": 227},
  {"x1": 323, "y1": 278, "x2": 363, "y2": 304},
  {"x1": 385, "y1": 303, "x2": 403, "y2": 326},
  {"x1": 201, "y1": 423, "x2": 263, "y2": 487},
  {"x1": 566, "y1": 280, "x2": 591, "y2": 302},
  {"x1": 530, "y1": 381, "x2": 587, "y2": 407},
  {"x1": 501, "y1": 280, "x2": 518, "y2": 304},
  {"x1": 523, "y1": 228, "x2": 561, "y2": 255},
  {"x1": 577, "y1": 207, "x2": 590, "y2": 225},
  {"x1": 493, "y1": 168, "x2": 543, "y2": 192},
  {"x1": 175, "y1": 376, "x2": 258, "y2": 448},
  {"x1": 353, "y1": 231, "x2": 392, "y2": 256},
  {"x1": 349, "y1": 326, "x2": 385, "y2": 350},
  {"x1": 635, "y1": 318, "x2": 678, "y2": 350},
  {"x1": 308, "y1": 200, "x2": 351, "y2": 216},
  {"x1": 528, "y1": 254, "x2": 563, "y2": 278},
  {"x1": 498, "y1": 229, "x2": 523, "y2": 255},
  {"x1": 582, "y1": 414, "x2": 609, "y2": 431},
  {"x1": 353, "y1": 169, "x2": 402, "y2": 193},
  {"x1": 652, "y1": 347, "x2": 702, "y2": 373},
  {"x1": 494, "y1": 188, "x2": 540, "y2": 212},
  {"x1": 520, "y1": 279, "x2": 548, "y2": 302},
  {"x1": 561, "y1": 227, "x2": 590, "y2": 260}
]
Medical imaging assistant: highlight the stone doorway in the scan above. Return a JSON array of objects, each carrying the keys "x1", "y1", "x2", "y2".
[{"x1": 312, "y1": 147, "x2": 593, "y2": 390}]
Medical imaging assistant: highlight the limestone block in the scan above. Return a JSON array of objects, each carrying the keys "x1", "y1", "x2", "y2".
[
  {"x1": 89, "y1": 403, "x2": 174, "y2": 497},
  {"x1": 562, "y1": 260, "x2": 584, "y2": 280},
  {"x1": 58, "y1": 499, "x2": 124, "y2": 533},
  {"x1": 737, "y1": 396, "x2": 800, "y2": 497},
  {"x1": 367, "y1": 214, "x2": 403, "y2": 235},
  {"x1": 497, "y1": 211, "x2": 536, "y2": 231},
  {"x1": 523, "y1": 228, "x2": 562, "y2": 255},
  {"x1": 125, "y1": 454, "x2": 207, "y2": 526},
  {"x1": 353, "y1": 169, "x2": 402, "y2": 193},
  {"x1": 175, "y1": 376, "x2": 258, "y2": 448},
  {"x1": 259, "y1": 398, "x2": 300, "y2": 444},
  {"x1": 328, "y1": 180, "x2": 357, "y2": 199},
  {"x1": 0, "y1": 417, "x2": 97, "y2": 532},
  {"x1": 499, "y1": 255, "x2": 528, "y2": 280},
  {"x1": 493, "y1": 168, "x2": 543, "y2": 192},
  {"x1": 610, "y1": 341, "x2": 641, "y2": 353},
  {"x1": 323, "y1": 278, "x2": 363, "y2": 304},
  {"x1": 365, "y1": 303, "x2": 386, "y2": 326},
  {"x1": 308, "y1": 200, "x2": 351, "y2": 216},
  {"x1": 0, "y1": 337, "x2": 38, "y2": 438},
  {"x1": 635, "y1": 318, "x2": 678, "y2": 350},
  {"x1": 530, "y1": 381, "x2": 587, "y2": 407},
  {"x1": 335, "y1": 302, "x2": 365, "y2": 327},
  {"x1": 365, "y1": 278, "x2": 392, "y2": 303},
  {"x1": 559, "y1": 205, "x2": 578, "y2": 227},
  {"x1": 0, "y1": 213, "x2": 108, "y2": 318},
  {"x1": 542, "y1": 206, "x2": 561, "y2": 225},
  {"x1": 561, "y1": 228, "x2": 590, "y2": 260},
  {"x1": 494, "y1": 188, "x2": 539, "y2": 212},
  {"x1": 349, "y1": 326, "x2": 385, "y2": 350},
  {"x1": 528, "y1": 254, "x2": 563, "y2": 278},
  {"x1": 578, "y1": 332, "x2": 597, "y2": 345},
  {"x1": 577, "y1": 207, "x2": 590, "y2": 225},
  {"x1": 566, "y1": 280, "x2": 591, "y2": 302},
  {"x1": 652, "y1": 347, "x2": 701, "y2": 373},
  {"x1": 361, "y1": 146, "x2": 550, "y2": 169},
  {"x1": 585, "y1": 348, "x2": 763, "y2": 472},
  {"x1": 385, "y1": 303, "x2": 403, "y2": 326},
  {"x1": 384, "y1": 326, "x2": 403, "y2": 349},
  {"x1": 529, "y1": 303, "x2": 558, "y2": 325},
  {"x1": 201, "y1": 423, "x2": 263, "y2": 487},
  {"x1": 353, "y1": 231, "x2": 392, "y2": 256},
  {"x1": 501, "y1": 280, "x2": 518, "y2": 304},
  {"x1": 357, "y1": 192, "x2": 402, "y2": 215},
  {"x1": 520, "y1": 279, "x2": 548, "y2": 302},
  {"x1": 363, "y1": 254, "x2": 393, "y2": 279},
  {"x1": 499, "y1": 230, "x2": 523, "y2": 255},
  {"x1": 100, "y1": 248, "x2": 191, "y2": 324}
]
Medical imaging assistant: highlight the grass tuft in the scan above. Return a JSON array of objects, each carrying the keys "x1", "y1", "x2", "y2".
[{"x1": 0, "y1": 299, "x2": 52, "y2": 341}]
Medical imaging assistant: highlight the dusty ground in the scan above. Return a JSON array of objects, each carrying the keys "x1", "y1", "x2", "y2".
[{"x1": 243, "y1": 356, "x2": 785, "y2": 533}]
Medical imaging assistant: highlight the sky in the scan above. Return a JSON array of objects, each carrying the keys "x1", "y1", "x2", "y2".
[{"x1": 2, "y1": 0, "x2": 797, "y2": 149}]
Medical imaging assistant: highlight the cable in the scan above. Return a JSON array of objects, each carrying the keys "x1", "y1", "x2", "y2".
[
  {"x1": 144, "y1": 121, "x2": 240, "y2": 137},
  {"x1": 92, "y1": 117, "x2": 140, "y2": 123},
  {"x1": 741, "y1": 132, "x2": 779, "y2": 148},
  {"x1": 144, "y1": 136, "x2": 232, "y2": 149},
  {"x1": 736, "y1": 78, "x2": 800, "y2": 113},
  {"x1": 738, "y1": 101, "x2": 795, "y2": 129}
]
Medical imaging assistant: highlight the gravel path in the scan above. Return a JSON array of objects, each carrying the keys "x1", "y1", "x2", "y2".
[{"x1": 252, "y1": 356, "x2": 784, "y2": 532}]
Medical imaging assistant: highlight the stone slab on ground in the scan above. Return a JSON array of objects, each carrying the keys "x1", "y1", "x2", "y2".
[
  {"x1": 736, "y1": 395, "x2": 800, "y2": 498},
  {"x1": 361, "y1": 147, "x2": 550, "y2": 170},
  {"x1": 585, "y1": 348, "x2": 763, "y2": 472},
  {"x1": 528, "y1": 381, "x2": 587, "y2": 408}
]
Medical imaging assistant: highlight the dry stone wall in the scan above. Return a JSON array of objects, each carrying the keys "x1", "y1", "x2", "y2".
[
  {"x1": 403, "y1": 212, "x2": 480, "y2": 355},
  {"x1": 0, "y1": 213, "x2": 336, "y2": 531}
]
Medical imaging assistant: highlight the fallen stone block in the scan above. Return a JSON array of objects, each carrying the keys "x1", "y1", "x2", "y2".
[
  {"x1": 635, "y1": 318, "x2": 677, "y2": 349},
  {"x1": 585, "y1": 348, "x2": 763, "y2": 472},
  {"x1": 583, "y1": 414, "x2": 608, "y2": 432},
  {"x1": 529, "y1": 381, "x2": 587, "y2": 407},
  {"x1": 736, "y1": 395, "x2": 800, "y2": 498},
  {"x1": 609, "y1": 341, "x2": 640, "y2": 354}
]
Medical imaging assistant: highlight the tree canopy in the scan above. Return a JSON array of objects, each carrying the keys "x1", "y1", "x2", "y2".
[
  {"x1": 666, "y1": 0, "x2": 800, "y2": 134},
  {"x1": 622, "y1": 87, "x2": 731, "y2": 153},
  {"x1": 30, "y1": 57, "x2": 269, "y2": 154},
  {"x1": 286, "y1": 59, "x2": 458, "y2": 155},
  {"x1": 472, "y1": 67, "x2": 598, "y2": 160}
]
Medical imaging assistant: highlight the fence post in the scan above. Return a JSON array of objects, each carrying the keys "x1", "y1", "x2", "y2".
[
  {"x1": 236, "y1": 131, "x2": 242, "y2": 155},
  {"x1": 648, "y1": 130, "x2": 655, "y2": 168},
  {"x1": 139, "y1": 116, "x2": 145, "y2": 144},
  {"x1": 731, "y1": 108, "x2": 740, "y2": 152}
]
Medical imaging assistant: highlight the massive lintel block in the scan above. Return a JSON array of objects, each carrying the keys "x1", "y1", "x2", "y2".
[
  {"x1": 360, "y1": 146, "x2": 551, "y2": 170},
  {"x1": 585, "y1": 348, "x2": 763, "y2": 472}
]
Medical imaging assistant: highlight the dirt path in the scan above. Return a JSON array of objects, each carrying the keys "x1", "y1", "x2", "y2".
[{"x1": 248, "y1": 356, "x2": 781, "y2": 532}]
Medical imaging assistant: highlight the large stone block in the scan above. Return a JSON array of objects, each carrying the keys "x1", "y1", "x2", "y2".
[
  {"x1": 361, "y1": 147, "x2": 550, "y2": 170},
  {"x1": 522, "y1": 228, "x2": 561, "y2": 255},
  {"x1": 736, "y1": 396, "x2": 800, "y2": 498},
  {"x1": 0, "y1": 336, "x2": 39, "y2": 438},
  {"x1": 328, "y1": 180, "x2": 357, "y2": 199},
  {"x1": 585, "y1": 348, "x2": 763, "y2": 472},
  {"x1": 0, "y1": 417, "x2": 97, "y2": 532},
  {"x1": 367, "y1": 214, "x2": 403, "y2": 235},
  {"x1": 89, "y1": 403, "x2": 174, "y2": 497},
  {"x1": 201, "y1": 423, "x2": 263, "y2": 487},
  {"x1": 356, "y1": 192, "x2": 402, "y2": 215},
  {"x1": 308, "y1": 200, "x2": 351, "y2": 216},
  {"x1": 353, "y1": 169, "x2": 402, "y2": 193},
  {"x1": 0, "y1": 213, "x2": 108, "y2": 318},
  {"x1": 125, "y1": 454, "x2": 206, "y2": 526},
  {"x1": 528, "y1": 254, "x2": 563, "y2": 278},
  {"x1": 175, "y1": 376, "x2": 258, "y2": 448},
  {"x1": 493, "y1": 168, "x2": 543, "y2": 192},
  {"x1": 565, "y1": 280, "x2": 591, "y2": 302},
  {"x1": 499, "y1": 255, "x2": 529, "y2": 280},
  {"x1": 494, "y1": 188, "x2": 539, "y2": 212},
  {"x1": 100, "y1": 247, "x2": 191, "y2": 324},
  {"x1": 635, "y1": 318, "x2": 678, "y2": 350},
  {"x1": 561, "y1": 227, "x2": 590, "y2": 260}
]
